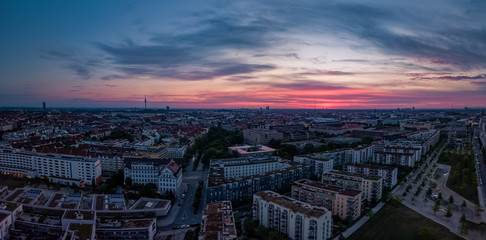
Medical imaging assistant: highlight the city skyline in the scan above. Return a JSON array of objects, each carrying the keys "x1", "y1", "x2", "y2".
[{"x1": 1, "y1": 0, "x2": 486, "y2": 109}]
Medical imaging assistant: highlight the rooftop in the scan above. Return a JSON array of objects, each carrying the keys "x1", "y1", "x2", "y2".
[
  {"x1": 294, "y1": 179, "x2": 362, "y2": 197},
  {"x1": 130, "y1": 197, "x2": 170, "y2": 210},
  {"x1": 67, "y1": 223, "x2": 94, "y2": 240},
  {"x1": 255, "y1": 191, "x2": 329, "y2": 218},
  {"x1": 63, "y1": 210, "x2": 95, "y2": 220}
]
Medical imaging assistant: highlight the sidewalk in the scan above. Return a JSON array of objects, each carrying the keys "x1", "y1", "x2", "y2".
[
  {"x1": 436, "y1": 164, "x2": 485, "y2": 224},
  {"x1": 332, "y1": 202, "x2": 385, "y2": 239}
]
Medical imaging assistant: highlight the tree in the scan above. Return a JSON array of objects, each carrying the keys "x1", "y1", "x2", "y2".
[
  {"x1": 445, "y1": 204, "x2": 453, "y2": 220},
  {"x1": 475, "y1": 204, "x2": 484, "y2": 216},
  {"x1": 459, "y1": 214, "x2": 468, "y2": 235},
  {"x1": 432, "y1": 203, "x2": 440, "y2": 215},
  {"x1": 125, "y1": 177, "x2": 132, "y2": 187},
  {"x1": 303, "y1": 143, "x2": 315, "y2": 154},
  {"x1": 365, "y1": 209, "x2": 374, "y2": 217},
  {"x1": 461, "y1": 200, "x2": 467, "y2": 208},
  {"x1": 448, "y1": 195, "x2": 454, "y2": 204},
  {"x1": 438, "y1": 192, "x2": 442, "y2": 200}
]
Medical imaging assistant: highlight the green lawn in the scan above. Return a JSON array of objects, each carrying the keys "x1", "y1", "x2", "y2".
[
  {"x1": 438, "y1": 148, "x2": 479, "y2": 204},
  {"x1": 347, "y1": 203, "x2": 463, "y2": 240}
]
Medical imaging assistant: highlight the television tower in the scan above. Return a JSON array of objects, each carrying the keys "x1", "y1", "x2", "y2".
[{"x1": 144, "y1": 96, "x2": 147, "y2": 110}]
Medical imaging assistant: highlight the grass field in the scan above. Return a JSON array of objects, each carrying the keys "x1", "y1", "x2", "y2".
[
  {"x1": 347, "y1": 203, "x2": 463, "y2": 240},
  {"x1": 438, "y1": 148, "x2": 479, "y2": 204}
]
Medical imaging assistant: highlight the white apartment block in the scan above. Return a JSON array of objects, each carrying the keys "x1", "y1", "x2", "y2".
[
  {"x1": 210, "y1": 157, "x2": 286, "y2": 180},
  {"x1": 310, "y1": 145, "x2": 374, "y2": 167},
  {"x1": 373, "y1": 144, "x2": 421, "y2": 167},
  {"x1": 124, "y1": 160, "x2": 182, "y2": 195},
  {"x1": 164, "y1": 146, "x2": 187, "y2": 159},
  {"x1": 345, "y1": 164, "x2": 398, "y2": 188},
  {"x1": 0, "y1": 148, "x2": 102, "y2": 186},
  {"x1": 322, "y1": 170, "x2": 383, "y2": 203},
  {"x1": 253, "y1": 191, "x2": 332, "y2": 240},
  {"x1": 293, "y1": 155, "x2": 333, "y2": 177},
  {"x1": 98, "y1": 155, "x2": 124, "y2": 172}
]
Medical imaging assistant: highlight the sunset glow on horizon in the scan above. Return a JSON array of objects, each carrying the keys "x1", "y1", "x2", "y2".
[{"x1": 1, "y1": 0, "x2": 486, "y2": 109}]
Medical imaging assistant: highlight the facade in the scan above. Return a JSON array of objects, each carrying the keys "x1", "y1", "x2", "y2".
[
  {"x1": 96, "y1": 218, "x2": 157, "y2": 240},
  {"x1": 163, "y1": 146, "x2": 187, "y2": 159},
  {"x1": 0, "y1": 185, "x2": 7, "y2": 199},
  {"x1": 373, "y1": 144, "x2": 421, "y2": 167},
  {"x1": 199, "y1": 201, "x2": 237, "y2": 240},
  {"x1": 0, "y1": 202, "x2": 23, "y2": 240},
  {"x1": 253, "y1": 191, "x2": 332, "y2": 240},
  {"x1": 291, "y1": 179, "x2": 362, "y2": 221},
  {"x1": 322, "y1": 170, "x2": 382, "y2": 203},
  {"x1": 243, "y1": 129, "x2": 283, "y2": 145},
  {"x1": 406, "y1": 130, "x2": 440, "y2": 154},
  {"x1": 344, "y1": 164, "x2": 398, "y2": 188},
  {"x1": 479, "y1": 117, "x2": 486, "y2": 147},
  {"x1": 0, "y1": 147, "x2": 102, "y2": 186},
  {"x1": 124, "y1": 159, "x2": 182, "y2": 195},
  {"x1": 206, "y1": 157, "x2": 311, "y2": 203},
  {"x1": 293, "y1": 155, "x2": 333, "y2": 178},
  {"x1": 98, "y1": 155, "x2": 124, "y2": 172}
]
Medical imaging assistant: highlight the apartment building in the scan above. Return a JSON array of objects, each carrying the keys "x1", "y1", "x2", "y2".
[
  {"x1": 307, "y1": 145, "x2": 374, "y2": 167},
  {"x1": 293, "y1": 155, "x2": 333, "y2": 178},
  {"x1": 322, "y1": 170, "x2": 382, "y2": 203},
  {"x1": 199, "y1": 201, "x2": 237, "y2": 240},
  {"x1": 291, "y1": 179, "x2": 362, "y2": 221},
  {"x1": 0, "y1": 201, "x2": 23, "y2": 240},
  {"x1": 206, "y1": 157, "x2": 310, "y2": 203},
  {"x1": 243, "y1": 129, "x2": 283, "y2": 145},
  {"x1": 161, "y1": 146, "x2": 187, "y2": 159},
  {"x1": 253, "y1": 191, "x2": 332, "y2": 240},
  {"x1": 124, "y1": 159, "x2": 182, "y2": 195},
  {"x1": 344, "y1": 164, "x2": 398, "y2": 188},
  {"x1": 0, "y1": 147, "x2": 102, "y2": 186}
]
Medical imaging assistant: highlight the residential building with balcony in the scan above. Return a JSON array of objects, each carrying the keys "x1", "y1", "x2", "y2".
[
  {"x1": 0, "y1": 147, "x2": 102, "y2": 186},
  {"x1": 124, "y1": 159, "x2": 182, "y2": 195},
  {"x1": 206, "y1": 157, "x2": 310, "y2": 203},
  {"x1": 199, "y1": 201, "x2": 237, "y2": 240},
  {"x1": 344, "y1": 164, "x2": 398, "y2": 188},
  {"x1": 291, "y1": 179, "x2": 362, "y2": 221},
  {"x1": 322, "y1": 170, "x2": 382, "y2": 203},
  {"x1": 253, "y1": 190, "x2": 332, "y2": 240}
]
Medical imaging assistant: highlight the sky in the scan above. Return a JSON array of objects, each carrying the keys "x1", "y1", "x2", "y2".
[{"x1": 1, "y1": 0, "x2": 486, "y2": 109}]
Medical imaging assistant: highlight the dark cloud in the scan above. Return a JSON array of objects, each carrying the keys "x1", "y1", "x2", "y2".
[
  {"x1": 260, "y1": 80, "x2": 348, "y2": 91},
  {"x1": 67, "y1": 64, "x2": 92, "y2": 80},
  {"x1": 265, "y1": 1, "x2": 486, "y2": 70},
  {"x1": 410, "y1": 74, "x2": 486, "y2": 81},
  {"x1": 39, "y1": 49, "x2": 97, "y2": 80}
]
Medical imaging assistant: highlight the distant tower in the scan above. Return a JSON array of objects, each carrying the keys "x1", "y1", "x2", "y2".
[
  {"x1": 144, "y1": 96, "x2": 147, "y2": 109},
  {"x1": 166, "y1": 106, "x2": 170, "y2": 110},
  {"x1": 43, "y1": 102, "x2": 46, "y2": 111}
]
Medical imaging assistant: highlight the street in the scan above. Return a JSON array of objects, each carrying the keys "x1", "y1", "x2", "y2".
[{"x1": 156, "y1": 157, "x2": 208, "y2": 237}]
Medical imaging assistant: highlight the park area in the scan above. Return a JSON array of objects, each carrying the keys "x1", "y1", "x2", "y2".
[
  {"x1": 438, "y1": 147, "x2": 478, "y2": 204},
  {"x1": 347, "y1": 201, "x2": 463, "y2": 240}
]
